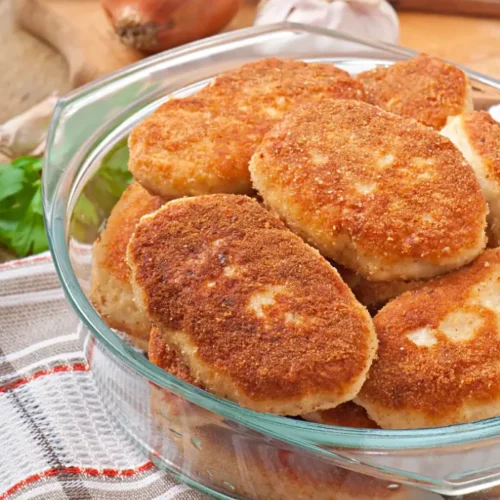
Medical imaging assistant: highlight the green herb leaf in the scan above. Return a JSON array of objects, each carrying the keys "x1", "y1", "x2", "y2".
[
  {"x1": 12, "y1": 156, "x2": 43, "y2": 173},
  {"x1": 30, "y1": 183, "x2": 44, "y2": 215},
  {"x1": 71, "y1": 138, "x2": 132, "y2": 243},
  {"x1": 1, "y1": 141, "x2": 131, "y2": 257},
  {"x1": 0, "y1": 156, "x2": 48, "y2": 257},
  {"x1": 73, "y1": 193, "x2": 99, "y2": 226},
  {"x1": 11, "y1": 210, "x2": 38, "y2": 257},
  {"x1": 0, "y1": 164, "x2": 25, "y2": 202}
]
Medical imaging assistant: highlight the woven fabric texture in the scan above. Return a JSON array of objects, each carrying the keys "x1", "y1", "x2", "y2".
[{"x1": 0, "y1": 253, "x2": 208, "y2": 500}]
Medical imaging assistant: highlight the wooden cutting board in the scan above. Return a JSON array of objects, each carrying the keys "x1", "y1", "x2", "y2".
[
  {"x1": 15, "y1": 0, "x2": 500, "y2": 91},
  {"x1": 14, "y1": 0, "x2": 259, "y2": 88},
  {"x1": 393, "y1": 0, "x2": 500, "y2": 16}
]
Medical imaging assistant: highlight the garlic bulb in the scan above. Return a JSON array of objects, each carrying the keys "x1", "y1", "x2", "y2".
[
  {"x1": 0, "y1": 94, "x2": 58, "y2": 159},
  {"x1": 255, "y1": 0, "x2": 399, "y2": 53}
]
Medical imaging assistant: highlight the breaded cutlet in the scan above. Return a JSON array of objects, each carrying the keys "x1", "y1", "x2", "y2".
[
  {"x1": 127, "y1": 194, "x2": 377, "y2": 415},
  {"x1": 90, "y1": 182, "x2": 164, "y2": 350},
  {"x1": 149, "y1": 325, "x2": 217, "y2": 430},
  {"x1": 200, "y1": 58, "x2": 366, "y2": 118},
  {"x1": 179, "y1": 426, "x2": 431, "y2": 500},
  {"x1": 338, "y1": 266, "x2": 427, "y2": 313},
  {"x1": 358, "y1": 54, "x2": 472, "y2": 129},
  {"x1": 149, "y1": 326, "x2": 200, "y2": 386},
  {"x1": 250, "y1": 99, "x2": 487, "y2": 282},
  {"x1": 128, "y1": 96, "x2": 263, "y2": 198},
  {"x1": 357, "y1": 249, "x2": 500, "y2": 429},
  {"x1": 151, "y1": 323, "x2": 379, "y2": 429},
  {"x1": 441, "y1": 111, "x2": 500, "y2": 247},
  {"x1": 149, "y1": 324, "x2": 380, "y2": 429},
  {"x1": 128, "y1": 58, "x2": 365, "y2": 199},
  {"x1": 302, "y1": 402, "x2": 379, "y2": 429}
]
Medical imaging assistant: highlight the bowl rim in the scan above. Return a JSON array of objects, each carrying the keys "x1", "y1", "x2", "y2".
[{"x1": 44, "y1": 21, "x2": 500, "y2": 459}]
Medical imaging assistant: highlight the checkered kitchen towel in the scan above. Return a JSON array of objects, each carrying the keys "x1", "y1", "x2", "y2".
[{"x1": 0, "y1": 253, "x2": 208, "y2": 500}]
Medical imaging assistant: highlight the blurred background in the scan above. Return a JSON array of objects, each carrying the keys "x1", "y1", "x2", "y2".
[{"x1": 1, "y1": 0, "x2": 499, "y2": 123}]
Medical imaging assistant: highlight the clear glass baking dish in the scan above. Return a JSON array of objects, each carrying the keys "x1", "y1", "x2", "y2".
[{"x1": 43, "y1": 23, "x2": 500, "y2": 499}]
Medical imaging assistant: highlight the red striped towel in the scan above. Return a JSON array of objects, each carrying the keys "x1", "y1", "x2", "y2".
[{"x1": 0, "y1": 253, "x2": 207, "y2": 500}]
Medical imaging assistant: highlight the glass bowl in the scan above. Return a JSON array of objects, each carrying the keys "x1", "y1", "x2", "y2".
[{"x1": 43, "y1": 23, "x2": 500, "y2": 499}]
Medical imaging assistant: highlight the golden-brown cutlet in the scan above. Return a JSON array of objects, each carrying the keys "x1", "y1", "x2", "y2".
[
  {"x1": 149, "y1": 326, "x2": 200, "y2": 386},
  {"x1": 128, "y1": 58, "x2": 365, "y2": 199},
  {"x1": 338, "y1": 266, "x2": 427, "y2": 313},
  {"x1": 150, "y1": 321, "x2": 379, "y2": 428},
  {"x1": 90, "y1": 182, "x2": 164, "y2": 351},
  {"x1": 358, "y1": 54, "x2": 472, "y2": 129},
  {"x1": 302, "y1": 402, "x2": 379, "y2": 429},
  {"x1": 250, "y1": 99, "x2": 487, "y2": 281},
  {"x1": 149, "y1": 325, "x2": 212, "y2": 429},
  {"x1": 128, "y1": 96, "x2": 264, "y2": 198},
  {"x1": 200, "y1": 57, "x2": 366, "y2": 119},
  {"x1": 441, "y1": 111, "x2": 500, "y2": 247},
  {"x1": 180, "y1": 425, "x2": 422, "y2": 500},
  {"x1": 357, "y1": 249, "x2": 500, "y2": 429},
  {"x1": 127, "y1": 194, "x2": 377, "y2": 415},
  {"x1": 350, "y1": 279, "x2": 425, "y2": 313}
]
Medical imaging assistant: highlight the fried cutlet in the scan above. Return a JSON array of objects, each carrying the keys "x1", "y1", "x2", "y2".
[
  {"x1": 151, "y1": 324, "x2": 379, "y2": 429},
  {"x1": 200, "y1": 57, "x2": 366, "y2": 117},
  {"x1": 128, "y1": 58, "x2": 365, "y2": 199},
  {"x1": 180, "y1": 425, "x2": 431, "y2": 500},
  {"x1": 357, "y1": 249, "x2": 500, "y2": 429},
  {"x1": 338, "y1": 266, "x2": 427, "y2": 313},
  {"x1": 148, "y1": 325, "x2": 218, "y2": 431},
  {"x1": 127, "y1": 194, "x2": 377, "y2": 415},
  {"x1": 250, "y1": 99, "x2": 487, "y2": 282},
  {"x1": 90, "y1": 182, "x2": 164, "y2": 350},
  {"x1": 128, "y1": 96, "x2": 262, "y2": 198},
  {"x1": 302, "y1": 402, "x2": 379, "y2": 429},
  {"x1": 441, "y1": 111, "x2": 500, "y2": 247},
  {"x1": 149, "y1": 325, "x2": 200, "y2": 386},
  {"x1": 358, "y1": 54, "x2": 472, "y2": 129}
]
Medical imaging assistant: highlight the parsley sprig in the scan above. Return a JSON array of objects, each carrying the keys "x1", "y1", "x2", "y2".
[
  {"x1": 0, "y1": 139, "x2": 132, "y2": 258},
  {"x1": 0, "y1": 157, "x2": 47, "y2": 257},
  {"x1": 71, "y1": 139, "x2": 132, "y2": 244}
]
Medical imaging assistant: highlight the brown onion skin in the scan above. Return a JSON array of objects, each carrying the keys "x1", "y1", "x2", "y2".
[{"x1": 101, "y1": 0, "x2": 243, "y2": 53}]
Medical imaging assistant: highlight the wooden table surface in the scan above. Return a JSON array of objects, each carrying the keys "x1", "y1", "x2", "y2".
[
  {"x1": 1, "y1": 0, "x2": 500, "y2": 123},
  {"x1": 399, "y1": 11, "x2": 500, "y2": 76}
]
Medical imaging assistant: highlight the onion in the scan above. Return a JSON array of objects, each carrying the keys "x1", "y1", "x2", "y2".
[{"x1": 101, "y1": 0, "x2": 243, "y2": 53}]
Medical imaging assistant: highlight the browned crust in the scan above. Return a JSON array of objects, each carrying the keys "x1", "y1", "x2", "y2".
[
  {"x1": 337, "y1": 265, "x2": 428, "y2": 313},
  {"x1": 129, "y1": 58, "x2": 365, "y2": 199},
  {"x1": 149, "y1": 327, "x2": 216, "y2": 431},
  {"x1": 250, "y1": 99, "x2": 487, "y2": 281},
  {"x1": 90, "y1": 182, "x2": 164, "y2": 343},
  {"x1": 201, "y1": 57, "x2": 366, "y2": 111},
  {"x1": 128, "y1": 96, "x2": 264, "y2": 198},
  {"x1": 128, "y1": 194, "x2": 377, "y2": 414},
  {"x1": 358, "y1": 54, "x2": 471, "y2": 129},
  {"x1": 180, "y1": 425, "x2": 413, "y2": 500},
  {"x1": 93, "y1": 182, "x2": 164, "y2": 282},
  {"x1": 149, "y1": 326, "x2": 201, "y2": 387},
  {"x1": 462, "y1": 111, "x2": 500, "y2": 188},
  {"x1": 302, "y1": 402, "x2": 379, "y2": 429},
  {"x1": 357, "y1": 249, "x2": 500, "y2": 427},
  {"x1": 351, "y1": 278, "x2": 425, "y2": 313}
]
